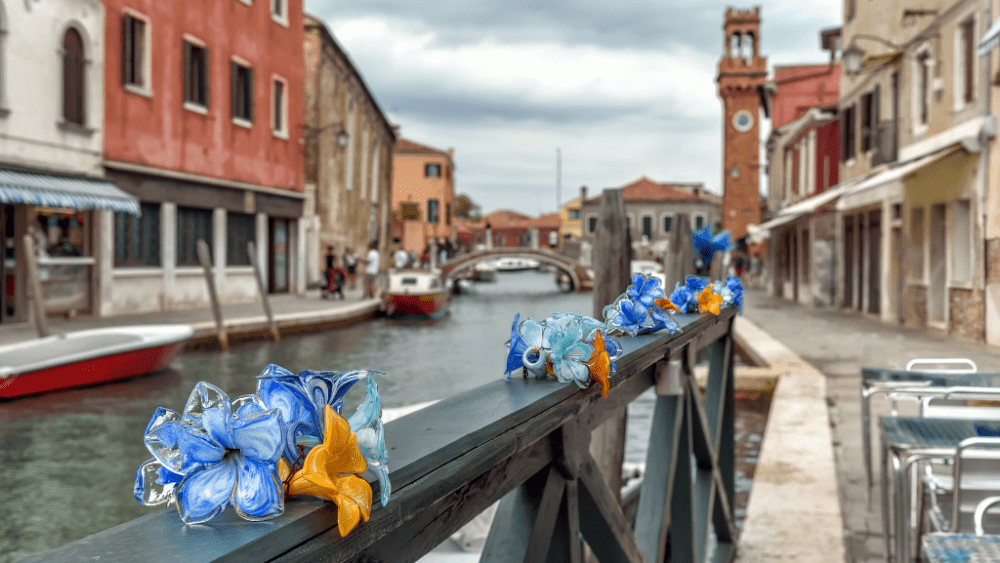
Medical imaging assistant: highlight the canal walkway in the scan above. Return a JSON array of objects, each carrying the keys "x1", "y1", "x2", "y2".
[
  {"x1": 742, "y1": 288, "x2": 1000, "y2": 563},
  {"x1": 0, "y1": 285, "x2": 380, "y2": 347}
]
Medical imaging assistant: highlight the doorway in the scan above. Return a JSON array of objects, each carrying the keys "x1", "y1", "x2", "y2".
[
  {"x1": 867, "y1": 210, "x2": 881, "y2": 315},
  {"x1": 844, "y1": 216, "x2": 855, "y2": 309},
  {"x1": 268, "y1": 217, "x2": 289, "y2": 294},
  {"x1": 928, "y1": 204, "x2": 946, "y2": 324}
]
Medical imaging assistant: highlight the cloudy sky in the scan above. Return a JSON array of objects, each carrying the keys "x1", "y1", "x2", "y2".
[{"x1": 305, "y1": 0, "x2": 842, "y2": 216}]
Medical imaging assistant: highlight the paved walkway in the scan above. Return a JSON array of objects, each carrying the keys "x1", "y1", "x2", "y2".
[
  {"x1": 742, "y1": 289, "x2": 1000, "y2": 563},
  {"x1": 0, "y1": 283, "x2": 381, "y2": 347}
]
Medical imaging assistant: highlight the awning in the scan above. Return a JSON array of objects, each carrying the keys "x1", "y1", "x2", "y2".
[
  {"x1": 0, "y1": 168, "x2": 140, "y2": 215},
  {"x1": 980, "y1": 15, "x2": 1000, "y2": 56},
  {"x1": 746, "y1": 179, "x2": 863, "y2": 243},
  {"x1": 836, "y1": 146, "x2": 962, "y2": 211}
]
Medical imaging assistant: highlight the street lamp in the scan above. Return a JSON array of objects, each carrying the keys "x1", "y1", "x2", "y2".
[
  {"x1": 302, "y1": 122, "x2": 350, "y2": 149},
  {"x1": 842, "y1": 34, "x2": 904, "y2": 76}
]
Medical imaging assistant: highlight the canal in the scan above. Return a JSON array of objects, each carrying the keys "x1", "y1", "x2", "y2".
[{"x1": 0, "y1": 271, "x2": 768, "y2": 561}]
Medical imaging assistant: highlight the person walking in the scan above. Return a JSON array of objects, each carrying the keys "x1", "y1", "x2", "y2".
[
  {"x1": 393, "y1": 245, "x2": 409, "y2": 269},
  {"x1": 360, "y1": 240, "x2": 380, "y2": 299},
  {"x1": 345, "y1": 247, "x2": 358, "y2": 290},
  {"x1": 323, "y1": 246, "x2": 336, "y2": 299}
]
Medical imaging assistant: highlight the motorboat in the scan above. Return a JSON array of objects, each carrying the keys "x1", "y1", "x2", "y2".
[
  {"x1": 383, "y1": 269, "x2": 450, "y2": 319},
  {"x1": 492, "y1": 257, "x2": 540, "y2": 272},
  {"x1": 471, "y1": 261, "x2": 497, "y2": 282},
  {"x1": 0, "y1": 324, "x2": 195, "y2": 399}
]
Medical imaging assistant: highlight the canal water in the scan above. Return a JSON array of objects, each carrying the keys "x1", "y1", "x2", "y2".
[{"x1": 0, "y1": 271, "x2": 769, "y2": 561}]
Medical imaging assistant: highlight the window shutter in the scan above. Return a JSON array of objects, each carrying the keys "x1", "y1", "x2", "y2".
[
  {"x1": 183, "y1": 42, "x2": 191, "y2": 103},
  {"x1": 230, "y1": 61, "x2": 237, "y2": 118},
  {"x1": 247, "y1": 68, "x2": 254, "y2": 122},
  {"x1": 872, "y1": 85, "x2": 880, "y2": 151},
  {"x1": 123, "y1": 15, "x2": 132, "y2": 85},
  {"x1": 204, "y1": 48, "x2": 210, "y2": 108}
]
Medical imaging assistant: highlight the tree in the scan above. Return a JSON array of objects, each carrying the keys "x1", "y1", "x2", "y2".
[{"x1": 454, "y1": 193, "x2": 482, "y2": 220}]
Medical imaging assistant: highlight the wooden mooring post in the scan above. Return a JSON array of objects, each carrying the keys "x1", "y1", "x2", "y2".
[
  {"x1": 248, "y1": 241, "x2": 279, "y2": 342},
  {"x1": 22, "y1": 233, "x2": 50, "y2": 338},
  {"x1": 197, "y1": 239, "x2": 228, "y2": 351}
]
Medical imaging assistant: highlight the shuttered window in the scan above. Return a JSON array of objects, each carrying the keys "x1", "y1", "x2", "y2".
[
  {"x1": 62, "y1": 28, "x2": 85, "y2": 125},
  {"x1": 176, "y1": 207, "x2": 213, "y2": 266},
  {"x1": 115, "y1": 202, "x2": 161, "y2": 267},
  {"x1": 271, "y1": 78, "x2": 285, "y2": 133},
  {"x1": 226, "y1": 212, "x2": 255, "y2": 266},
  {"x1": 123, "y1": 14, "x2": 146, "y2": 87},
  {"x1": 231, "y1": 62, "x2": 253, "y2": 122},
  {"x1": 183, "y1": 41, "x2": 209, "y2": 108}
]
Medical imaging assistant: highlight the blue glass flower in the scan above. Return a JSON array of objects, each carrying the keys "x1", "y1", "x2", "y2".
[
  {"x1": 625, "y1": 273, "x2": 665, "y2": 307},
  {"x1": 256, "y1": 364, "x2": 366, "y2": 463},
  {"x1": 685, "y1": 275, "x2": 708, "y2": 293},
  {"x1": 517, "y1": 317, "x2": 549, "y2": 378},
  {"x1": 605, "y1": 296, "x2": 656, "y2": 337},
  {"x1": 505, "y1": 313, "x2": 528, "y2": 380},
  {"x1": 347, "y1": 377, "x2": 391, "y2": 507},
  {"x1": 692, "y1": 226, "x2": 734, "y2": 269},
  {"x1": 725, "y1": 275, "x2": 744, "y2": 309},
  {"x1": 669, "y1": 283, "x2": 698, "y2": 314},
  {"x1": 546, "y1": 318, "x2": 595, "y2": 389},
  {"x1": 139, "y1": 382, "x2": 285, "y2": 524}
]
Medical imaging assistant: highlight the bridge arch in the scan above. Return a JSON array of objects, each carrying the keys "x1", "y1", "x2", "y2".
[{"x1": 441, "y1": 248, "x2": 591, "y2": 291}]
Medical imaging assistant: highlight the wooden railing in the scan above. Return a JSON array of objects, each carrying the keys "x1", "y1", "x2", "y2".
[{"x1": 23, "y1": 307, "x2": 738, "y2": 563}]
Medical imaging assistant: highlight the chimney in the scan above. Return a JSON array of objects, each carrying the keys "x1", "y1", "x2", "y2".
[{"x1": 580, "y1": 185, "x2": 587, "y2": 203}]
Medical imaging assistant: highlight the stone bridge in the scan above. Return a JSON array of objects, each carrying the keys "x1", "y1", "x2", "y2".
[{"x1": 441, "y1": 248, "x2": 592, "y2": 291}]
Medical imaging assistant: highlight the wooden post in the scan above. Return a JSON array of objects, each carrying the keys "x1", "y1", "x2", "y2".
[
  {"x1": 22, "y1": 234, "x2": 50, "y2": 338},
  {"x1": 664, "y1": 213, "x2": 694, "y2": 289},
  {"x1": 248, "y1": 241, "x2": 279, "y2": 341},
  {"x1": 590, "y1": 189, "x2": 630, "y2": 509},
  {"x1": 197, "y1": 239, "x2": 227, "y2": 350}
]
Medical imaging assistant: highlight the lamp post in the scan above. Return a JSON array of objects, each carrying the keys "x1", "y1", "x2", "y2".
[{"x1": 842, "y1": 34, "x2": 904, "y2": 76}]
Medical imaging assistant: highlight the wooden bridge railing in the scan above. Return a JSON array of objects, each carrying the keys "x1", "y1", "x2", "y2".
[{"x1": 25, "y1": 307, "x2": 737, "y2": 563}]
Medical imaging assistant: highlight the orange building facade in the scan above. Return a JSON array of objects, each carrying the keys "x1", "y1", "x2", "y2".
[{"x1": 391, "y1": 139, "x2": 456, "y2": 253}]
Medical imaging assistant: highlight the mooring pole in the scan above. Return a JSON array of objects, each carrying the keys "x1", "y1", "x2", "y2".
[
  {"x1": 248, "y1": 241, "x2": 279, "y2": 341},
  {"x1": 590, "y1": 188, "x2": 631, "y2": 508},
  {"x1": 197, "y1": 239, "x2": 227, "y2": 350},
  {"x1": 22, "y1": 233, "x2": 50, "y2": 338}
]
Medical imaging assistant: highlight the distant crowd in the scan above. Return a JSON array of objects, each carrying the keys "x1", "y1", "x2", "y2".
[{"x1": 322, "y1": 239, "x2": 458, "y2": 300}]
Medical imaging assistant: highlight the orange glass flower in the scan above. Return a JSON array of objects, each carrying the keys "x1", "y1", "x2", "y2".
[
  {"x1": 584, "y1": 330, "x2": 612, "y2": 398},
  {"x1": 698, "y1": 287, "x2": 723, "y2": 315},
  {"x1": 279, "y1": 404, "x2": 373, "y2": 537},
  {"x1": 654, "y1": 296, "x2": 681, "y2": 313}
]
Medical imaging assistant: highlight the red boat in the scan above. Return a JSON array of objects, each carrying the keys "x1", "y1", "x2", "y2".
[
  {"x1": 383, "y1": 269, "x2": 450, "y2": 319},
  {"x1": 0, "y1": 324, "x2": 195, "y2": 399}
]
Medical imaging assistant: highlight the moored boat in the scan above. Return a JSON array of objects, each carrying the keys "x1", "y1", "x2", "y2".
[
  {"x1": 383, "y1": 269, "x2": 450, "y2": 319},
  {"x1": 492, "y1": 257, "x2": 540, "y2": 272},
  {"x1": 0, "y1": 324, "x2": 195, "y2": 399},
  {"x1": 471, "y1": 261, "x2": 497, "y2": 282}
]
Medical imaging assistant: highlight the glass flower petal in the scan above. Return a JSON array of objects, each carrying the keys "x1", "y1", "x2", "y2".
[{"x1": 175, "y1": 457, "x2": 237, "y2": 525}]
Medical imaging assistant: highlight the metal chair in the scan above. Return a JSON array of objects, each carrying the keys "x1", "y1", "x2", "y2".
[{"x1": 924, "y1": 437, "x2": 1000, "y2": 537}]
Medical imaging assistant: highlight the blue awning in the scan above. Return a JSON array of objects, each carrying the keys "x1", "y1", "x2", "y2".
[{"x1": 0, "y1": 168, "x2": 140, "y2": 215}]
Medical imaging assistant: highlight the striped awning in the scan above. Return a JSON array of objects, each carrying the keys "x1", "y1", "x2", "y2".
[{"x1": 0, "y1": 168, "x2": 140, "y2": 215}]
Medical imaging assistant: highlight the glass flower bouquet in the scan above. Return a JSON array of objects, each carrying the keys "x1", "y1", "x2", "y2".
[{"x1": 133, "y1": 364, "x2": 389, "y2": 537}]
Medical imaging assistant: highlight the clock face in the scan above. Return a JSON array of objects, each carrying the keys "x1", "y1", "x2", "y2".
[{"x1": 733, "y1": 110, "x2": 754, "y2": 132}]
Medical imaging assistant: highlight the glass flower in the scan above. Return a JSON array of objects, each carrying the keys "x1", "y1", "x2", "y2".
[
  {"x1": 546, "y1": 317, "x2": 595, "y2": 389},
  {"x1": 517, "y1": 316, "x2": 549, "y2": 378},
  {"x1": 604, "y1": 296, "x2": 656, "y2": 337},
  {"x1": 625, "y1": 273, "x2": 665, "y2": 307},
  {"x1": 139, "y1": 382, "x2": 285, "y2": 524},
  {"x1": 504, "y1": 313, "x2": 528, "y2": 380},
  {"x1": 280, "y1": 404, "x2": 372, "y2": 537},
  {"x1": 692, "y1": 226, "x2": 733, "y2": 268},
  {"x1": 346, "y1": 377, "x2": 390, "y2": 508},
  {"x1": 698, "y1": 286, "x2": 724, "y2": 315},
  {"x1": 725, "y1": 275, "x2": 744, "y2": 309},
  {"x1": 669, "y1": 284, "x2": 697, "y2": 314},
  {"x1": 584, "y1": 330, "x2": 614, "y2": 397},
  {"x1": 255, "y1": 364, "x2": 366, "y2": 463},
  {"x1": 685, "y1": 275, "x2": 708, "y2": 293}
]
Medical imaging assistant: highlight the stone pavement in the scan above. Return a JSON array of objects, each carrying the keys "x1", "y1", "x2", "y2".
[
  {"x1": 0, "y1": 282, "x2": 381, "y2": 347},
  {"x1": 742, "y1": 289, "x2": 1000, "y2": 563}
]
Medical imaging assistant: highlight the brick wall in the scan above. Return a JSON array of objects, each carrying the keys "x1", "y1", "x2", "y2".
[{"x1": 949, "y1": 287, "x2": 985, "y2": 342}]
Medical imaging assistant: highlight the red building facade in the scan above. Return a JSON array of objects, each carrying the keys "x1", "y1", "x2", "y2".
[{"x1": 98, "y1": 0, "x2": 307, "y2": 315}]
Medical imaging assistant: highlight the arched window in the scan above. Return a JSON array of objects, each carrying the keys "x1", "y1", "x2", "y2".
[
  {"x1": 62, "y1": 28, "x2": 85, "y2": 125},
  {"x1": 729, "y1": 33, "x2": 741, "y2": 58},
  {"x1": 743, "y1": 32, "x2": 755, "y2": 64}
]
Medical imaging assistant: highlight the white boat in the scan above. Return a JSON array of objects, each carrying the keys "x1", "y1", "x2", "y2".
[
  {"x1": 632, "y1": 260, "x2": 668, "y2": 289},
  {"x1": 383, "y1": 269, "x2": 450, "y2": 319},
  {"x1": 0, "y1": 324, "x2": 195, "y2": 399},
  {"x1": 471, "y1": 261, "x2": 497, "y2": 282},
  {"x1": 491, "y1": 257, "x2": 540, "y2": 272}
]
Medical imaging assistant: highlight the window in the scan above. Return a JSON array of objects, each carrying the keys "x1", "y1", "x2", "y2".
[
  {"x1": 271, "y1": 0, "x2": 286, "y2": 23},
  {"x1": 568, "y1": 209, "x2": 580, "y2": 220},
  {"x1": 694, "y1": 214, "x2": 705, "y2": 230},
  {"x1": 176, "y1": 207, "x2": 213, "y2": 266},
  {"x1": 662, "y1": 214, "x2": 673, "y2": 233},
  {"x1": 840, "y1": 104, "x2": 856, "y2": 161},
  {"x1": 641, "y1": 215, "x2": 653, "y2": 239},
  {"x1": 916, "y1": 49, "x2": 932, "y2": 126},
  {"x1": 445, "y1": 202, "x2": 451, "y2": 226},
  {"x1": 952, "y1": 199, "x2": 971, "y2": 281},
  {"x1": 958, "y1": 18, "x2": 975, "y2": 106},
  {"x1": 859, "y1": 88, "x2": 880, "y2": 153},
  {"x1": 183, "y1": 40, "x2": 209, "y2": 109},
  {"x1": 62, "y1": 28, "x2": 86, "y2": 126},
  {"x1": 123, "y1": 13, "x2": 148, "y2": 90},
  {"x1": 114, "y1": 202, "x2": 161, "y2": 267},
  {"x1": 226, "y1": 212, "x2": 255, "y2": 266},
  {"x1": 587, "y1": 215, "x2": 598, "y2": 233},
  {"x1": 231, "y1": 61, "x2": 253, "y2": 124},
  {"x1": 626, "y1": 215, "x2": 632, "y2": 232},
  {"x1": 425, "y1": 163, "x2": 441, "y2": 178},
  {"x1": 272, "y1": 78, "x2": 287, "y2": 135},
  {"x1": 427, "y1": 199, "x2": 439, "y2": 224}
]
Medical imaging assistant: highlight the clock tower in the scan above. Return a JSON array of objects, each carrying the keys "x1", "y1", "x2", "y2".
[{"x1": 717, "y1": 7, "x2": 767, "y2": 242}]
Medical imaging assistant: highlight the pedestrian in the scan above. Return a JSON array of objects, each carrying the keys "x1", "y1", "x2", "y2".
[
  {"x1": 360, "y1": 240, "x2": 380, "y2": 299},
  {"x1": 393, "y1": 245, "x2": 409, "y2": 269},
  {"x1": 345, "y1": 247, "x2": 358, "y2": 290},
  {"x1": 323, "y1": 246, "x2": 336, "y2": 299},
  {"x1": 438, "y1": 241, "x2": 447, "y2": 267}
]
